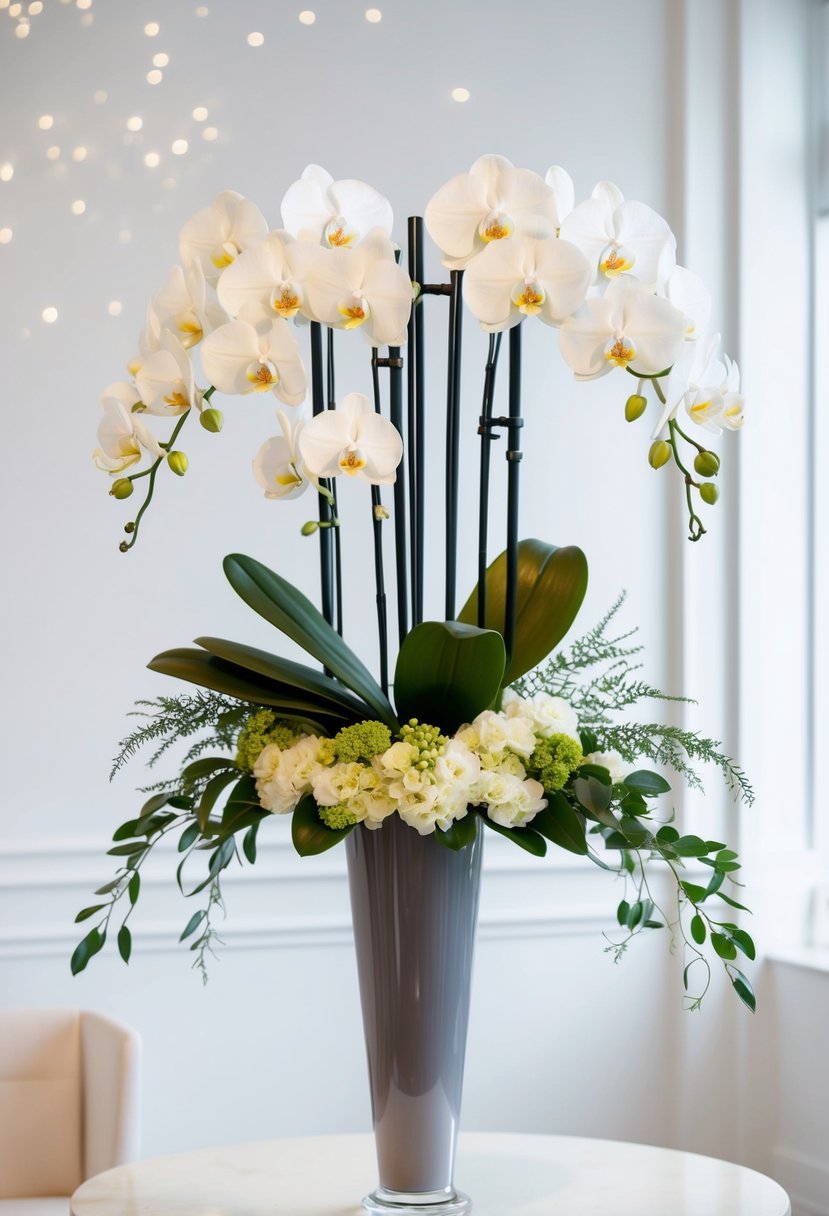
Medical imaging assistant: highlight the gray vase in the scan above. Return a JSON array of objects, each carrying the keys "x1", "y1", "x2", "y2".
[{"x1": 346, "y1": 814, "x2": 483, "y2": 1216}]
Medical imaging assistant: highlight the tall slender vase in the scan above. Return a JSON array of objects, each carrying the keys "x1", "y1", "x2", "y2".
[{"x1": 345, "y1": 815, "x2": 483, "y2": 1216}]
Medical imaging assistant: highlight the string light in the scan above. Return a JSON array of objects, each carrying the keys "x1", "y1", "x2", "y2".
[
  {"x1": 0, "y1": 229, "x2": 12, "y2": 244},
  {"x1": 192, "y1": 106, "x2": 208, "y2": 121},
  {"x1": 143, "y1": 151, "x2": 160, "y2": 167},
  {"x1": 9, "y1": 3, "x2": 21, "y2": 14},
  {"x1": 152, "y1": 51, "x2": 169, "y2": 66},
  {"x1": 76, "y1": 0, "x2": 92, "y2": 9},
  {"x1": 451, "y1": 87, "x2": 470, "y2": 102},
  {"x1": 298, "y1": 10, "x2": 315, "y2": 23},
  {"x1": 195, "y1": 4, "x2": 208, "y2": 14},
  {"x1": 171, "y1": 139, "x2": 188, "y2": 155},
  {"x1": 72, "y1": 145, "x2": 88, "y2": 161},
  {"x1": 37, "y1": 114, "x2": 54, "y2": 130},
  {"x1": 46, "y1": 145, "x2": 60, "y2": 159},
  {"x1": 0, "y1": 164, "x2": 13, "y2": 182},
  {"x1": 107, "y1": 301, "x2": 122, "y2": 316},
  {"x1": 146, "y1": 69, "x2": 163, "y2": 84},
  {"x1": 28, "y1": 1, "x2": 43, "y2": 13},
  {"x1": 71, "y1": 199, "x2": 86, "y2": 214},
  {"x1": 126, "y1": 116, "x2": 143, "y2": 131},
  {"x1": 246, "y1": 31, "x2": 264, "y2": 45},
  {"x1": 143, "y1": 20, "x2": 159, "y2": 35},
  {"x1": 93, "y1": 89, "x2": 107, "y2": 103},
  {"x1": 14, "y1": 21, "x2": 30, "y2": 36},
  {"x1": 202, "y1": 126, "x2": 218, "y2": 141},
  {"x1": 41, "y1": 307, "x2": 58, "y2": 323},
  {"x1": 365, "y1": 8, "x2": 382, "y2": 20}
]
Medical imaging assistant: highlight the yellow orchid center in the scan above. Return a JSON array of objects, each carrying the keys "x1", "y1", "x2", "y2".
[
  {"x1": 338, "y1": 446, "x2": 367, "y2": 476},
  {"x1": 270, "y1": 282, "x2": 303, "y2": 319},
  {"x1": 599, "y1": 243, "x2": 636, "y2": 277},
  {"x1": 479, "y1": 210, "x2": 514, "y2": 243},
  {"x1": 245, "y1": 359, "x2": 279, "y2": 391},
  {"x1": 338, "y1": 295, "x2": 371, "y2": 329},
  {"x1": 211, "y1": 241, "x2": 239, "y2": 269},
  {"x1": 163, "y1": 389, "x2": 190, "y2": 408},
  {"x1": 275, "y1": 466, "x2": 303, "y2": 489},
  {"x1": 723, "y1": 400, "x2": 744, "y2": 428},
  {"x1": 325, "y1": 216, "x2": 359, "y2": 248},
  {"x1": 510, "y1": 278, "x2": 546, "y2": 316},
  {"x1": 604, "y1": 336, "x2": 637, "y2": 368},
  {"x1": 177, "y1": 313, "x2": 203, "y2": 348}
]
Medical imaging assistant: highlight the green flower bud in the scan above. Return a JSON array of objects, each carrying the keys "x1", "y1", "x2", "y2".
[
  {"x1": 110, "y1": 477, "x2": 134, "y2": 500},
  {"x1": 199, "y1": 407, "x2": 224, "y2": 433},
  {"x1": 301, "y1": 520, "x2": 319, "y2": 536},
  {"x1": 625, "y1": 393, "x2": 648, "y2": 422},
  {"x1": 167, "y1": 450, "x2": 188, "y2": 476},
  {"x1": 118, "y1": 541, "x2": 129, "y2": 553},
  {"x1": 693, "y1": 450, "x2": 720, "y2": 477},
  {"x1": 648, "y1": 440, "x2": 671, "y2": 469},
  {"x1": 699, "y1": 482, "x2": 720, "y2": 505},
  {"x1": 373, "y1": 504, "x2": 389, "y2": 521}
]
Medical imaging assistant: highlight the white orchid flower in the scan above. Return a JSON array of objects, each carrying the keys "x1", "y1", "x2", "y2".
[
  {"x1": 544, "y1": 165, "x2": 575, "y2": 231},
  {"x1": 281, "y1": 164, "x2": 393, "y2": 248},
  {"x1": 135, "y1": 330, "x2": 203, "y2": 416},
  {"x1": 298, "y1": 391, "x2": 403, "y2": 484},
  {"x1": 560, "y1": 181, "x2": 676, "y2": 290},
  {"x1": 93, "y1": 382, "x2": 164, "y2": 473},
  {"x1": 216, "y1": 230, "x2": 308, "y2": 322},
  {"x1": 127, "y1": 306, "x2": 163, "y2": 378},
  {"x1": 662, "y1": 264, "x2": 712, "y2": 340},
  {"x1": 559, "y1": 276, "x2": 686, "y2": 380},
  {"x1": 152, "y1": 261, "x2": 226, "y2": 349},
  {"x1": 199, "y1": 305, "x2": 307, "y2": 406},
  {"x1": 651, "y1": 332, "x2": 745, "y2": 437},
  {"x1": 179, "y1": 190, "x2": 269, "y2": 284},
  {"x1": 253, "y1": 412, "x2": 310, "y2": 500},
  {"x1": 425, "y1": 154, "x2": 560, "y2": 269},
  {"x1": 296, "y1": 230, "x2": 413, "y2": 346},
  {"x1": 463, "y1": 230, "x2": 591, "y2": 331}
]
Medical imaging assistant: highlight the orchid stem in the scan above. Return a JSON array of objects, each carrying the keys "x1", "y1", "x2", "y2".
[
  {"x1": 371, "y1": 350, "x2": 390, "y2": 695},
  {"x1": 504, "y1": 324, "x2": 523, "y2": 666},
  {"x1": 477, "y1": 332, "x2": 502, "y2": 627},
  {"x1": 444, "y1": 269, "x2": 464, "y2": 620},
  {"x1": 121, "y1": 408, "x2": 191, "y2": 551}
]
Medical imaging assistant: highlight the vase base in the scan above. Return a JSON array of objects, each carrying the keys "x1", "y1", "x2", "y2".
[{"x1": 362, "y1": 1185, "x2": 472, "y2": 1215}]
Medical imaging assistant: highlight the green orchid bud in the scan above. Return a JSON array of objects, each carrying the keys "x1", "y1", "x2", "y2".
[
  {"x1": 373, "y1": 504, "x2": 390, "y2": 521},
  {"x1": 301, "y1": 520, "x2": 319, "y2": 536},
  {"x1": 118, "y1": 541, "x2": 129, "y2": 553},
  {"x1": 648, "y1": 440, "x2": 671, "y2": 469},
  {"x1": 167, "y1": 451, "x2": 188, "y2": 476},
  {"x1": 110, "y1": 477, "x2": 134, "y2": 500},
  {"x1": 199, "y1": 407, "x2": 224, "y2": 433},
  {"x1": 700, "y1": 482, "x2": 719, "y2": 505},
  {"x1": 694, "y1": 450, "x2": 720, "y2": 477},
  {"x1": 625, "y1": 393, "x2": 648, "y2": 422}
]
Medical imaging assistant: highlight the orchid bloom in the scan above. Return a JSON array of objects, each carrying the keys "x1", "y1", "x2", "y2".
[
  {"x1": 281, "y1": 164, "x2": 393, "y2": 248},
  {"x1": 544, "y1": 165, "x2": 575, "y2": 231},
  {"x1": 199, "y1": 305, "x2": 307, "y2": 406},
  {"x1": 662, "y1": 264, "x2": 712, "y2": 341},
  {"x1": 216, "y1": 230, "x2": 307, "y2": 323},
  {"x1": 463, "y1": 230, "x2": 591, "y2": 331},
  {"x1": 560, "y1": 181, "x2": 676, "y2": 290},
  {"x1": 253, "y1": 412, "x2": 309, "y2": 500},
  {"x1": 425, "y1": 154, "x2": 562, "y2": 269},
  {"x1": 135, "y1": 330, "x2": 203, "y2": 415},
  {"x1": 93, "y1": 382, "x2": 164, "y2": 473},
  {"x1": 152, "y1": 261, "x2": 226, "y2": 349},
  {"x1": 298, "y1": 392, "x2": 403, "y2": 484},
  {"x1": 652, "y1": 332, "x2": 745, "y2": 437},
  {"x1": 179, "y1": 190, "x2": 269, "y2": 284},
  {"x1": 296, "y1": 230, "x2": 413, "y2": 346},
  {"x1": 559, "y1": 276, "x2": 686, "y2": 380}
]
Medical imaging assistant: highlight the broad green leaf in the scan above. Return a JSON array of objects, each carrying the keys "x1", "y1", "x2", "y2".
[
  {"x1": 690, "y1": 914, "x2": 706, "y2": 944},
  {"x1": 617, "y1": 899, "x2": 631, "y2": 926},
  {"x1": 128, "y1": 873, "x2": 140, "y2": 906},
  {"x1": 435, "y1": 813, "x2": 479, "y2": 851},
  {"x1": 711, "y1": 931, "x2": 738, "y2": 960},
  {"x1": 94, "y1": 878, "x2": 121, "y2": 896},
  {"x1": 457, "y1": 538, "x2": 588, "y2": 685},
  {"x1": 139, "y1": 792, "x2": 173, "y2": 817},
  {"x1": 223, "y1": 554, "x2": 397, "y2": 729},
  {"x1": 117, "y1": 925, "x2": 132, "y2": 964},
  {"x1": 107, "y1": 842, "x2": 145, "y2": 857},
  {"x1": 242, "y1": 822, "x2": 260, "y2": 864},
  {"x1": 291, "y1": 796, "x2": 355, "y2": 856},
  {"x1": 674, "y1": 835, "x2": 711, "y2": 857},
  {"x1": 179, "y1": 909, "x2": 207, "y2": 941},
  {"x1": 198, "y1": 769, "x2": 240, "y2": 833},
  {"x1": 578, "y1": 763, "x2": 613, "y2": 786},
  {"x1": 680, "y1": 881, "x2": 708, "y2": 904},
  {"x1": 70, "y1": 927, "x2": 105, "y2": 976},
  {"x1": 480, "y1": 815, "x2": 547, "y2": 856},
  {"x1": 167, "y1": 795, "x2": 195, "y2": 810},
  {"x1": 393, "y1": 621, "x2": 505, "y2": 732},
  {"x1": 727, "y1": 967, "x2": 757, "y2": 1013},
  {"x1": 623, "y1": 770, "x2": 671, "y2": 796},
  {"x1": 178, "y1": 822, "x2": 200, "y2": 852},
  {"x1": 112, "y1": 820, "x2": 138, "y2": 842},
  {"x1": 619, "y1": 817, "x2": 650, "y2": 847},
  {"x1": 533, "y1": 793, "x2": 588, "y2": 855},
  {"x1": 656, "y1": 825, "x2": 680, "y2": 844},
  {"x1": 75, "y1": 905, "x2": 105, "y2": 924},
  {"x1": 182, "y1": 757, "x2": 239, "y2": 783},
  {"x1": 572, "y1": 776, "x2": 614, "y2": 823},
  {"x1": 730, "y1": 928, "x2": 756, "y2": 961},
  {"x1": 195, "y1": 637, "x2": 372, "y2": 719}
]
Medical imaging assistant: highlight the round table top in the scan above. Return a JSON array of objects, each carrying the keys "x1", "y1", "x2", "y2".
[{"x1": 71, "y1": 1131, "x2": 791, "y2": 1216}]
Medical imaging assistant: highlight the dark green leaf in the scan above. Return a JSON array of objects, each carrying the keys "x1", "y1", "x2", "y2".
[
  {"x1": 117, "y1": 925, "x2": 132, "y2": 964},
  {"x1": 106, "y1": 842, "x2": 145, "y2": 857},
  {"x1": 168, "y1": 795, "x2": 195, "y2": 810},
  {"x1": 112, "y1": 820, "x2": 138, "y2": 842},
  {"x1": 716, "y1": 891, "x2": 751, "y2": 913},
  {"x1": 579, "y1": 728, "x2": 599, "y2": 754},
  {"x1": 680, "y1": 881, "x2": 707, "y2": 904},
  {"x1": 208, "y1": 836, "x2": 236, "y2": 875},
  {"x1": 623, "y1": 769, "x2": 671, "y2": 796},
  {"x1": 178, "y1": 822, "x2": 201, "y2": 852},
  {"x1": 393, "y1": 621, "x2": 505, "y2": 733},
  {"x1": 128, "y1": 873, "x2": 140, "y2": 906},
  {"x1": 727, "y1": 967, "x2": 756, "y2": 1013},
  {"x1": 643, "y1": 919, "x2": 664, "y2": 929},
  {"x1": 242, "y1": 822, "x2": 260, "y2": 864},
  {"x1": 704, "y1": 870, "x2": 725, "y2": 897},
  {"x1": 619, "y1": 817, "x2": 651, "y2": 847},
  {"x1": 656, "y1": 825, "x2": 680, "y2": 843},
  {"x1": 620, "y1": 791, "x2": 648, "y2": 816},
  {"x1": 94, "y1": 878, "x2": 121, "y2": 896},
  {"x1": 457, "y1": 538, "x2": 588, "y2": 684},
  {"x1": 435, "y1": 813, "x2": 479, "y2": 851},
  {"x1": 578, "y1": 763, "x2": 614, "y2": 785},
  {"x1": 179, "y1": 909, "x2": 207, "y2": 941},
  {"x1": 182, "y1": 756, "x2": 240, "y2": 782},
  {"x1": 690, "y1": 914, "x2": 706, "y2": 944},
  {"x1": 533, "y1": 793, "x2": 588, "y2": 855},
  {"x1": 198, "y1": 769, "x2": 240, "y2": 832},
  {"x1": 75, "y1": 904, "x2": 105, "y2": 924},
  {"x1": 730, "y1": 928, "x2": 756, "y2": 961},
  {"x1": 222, "y1": 554, "x2": 397, "y2": 728},
  {"x1": 711, "y1": 931, "x2": 738, "y2": 960},
  {"x1": 139, "y1": 792, "x2": 173, "y2": 817},
  {"x1": 481, "y1": 815, "x2": 547, "y2": 856},
  {"x1": 572, "y1": 776, "x2": 613, "y2": 821},
  {"x1": 291, "y1": 796, "x2": 355, "y2": 855},
  {"x1": 617, "y1": 899, "x2": 631, "y2": 926},
  {"x1": 70, "y1": 927, "x2": 105, "y2": 976},
  {"x1": 674, "y1": 835, "x2": 711, "y2": 857}
]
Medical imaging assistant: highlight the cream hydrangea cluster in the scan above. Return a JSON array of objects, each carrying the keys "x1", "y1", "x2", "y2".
[{"x1": 250, "y1": 690, "x2": 585, "y2": 837}]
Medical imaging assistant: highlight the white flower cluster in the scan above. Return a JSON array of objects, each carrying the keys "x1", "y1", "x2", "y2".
[{"x1": 253, "y1": 690, "x2": 593, "y2": 837}]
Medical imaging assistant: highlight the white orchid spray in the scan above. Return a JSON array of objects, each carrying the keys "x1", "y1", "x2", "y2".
[
  {"x1": 200, "y1": 306, "x2": 307, "y2": 405},
  {"x1": 281, "y1": 163, "x2": 394, "y2": 248},
  {"x1": 559, "y1": 180, "x2": 676, "y2": 289},
  {"x1": 216, "y1": 230, "x2": 308, "y2": 322},
  {"x1": 179, "y1": 189, "x2": 269, "y2": 283},
  {"x1": 151, "y1": 261, "x2": 226, "y2": 350},
  {"x1": 93, "y1": 382, "x2": 164, "y2": 475}
]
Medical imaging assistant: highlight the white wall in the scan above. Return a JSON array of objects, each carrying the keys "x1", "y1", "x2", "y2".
[{"x1": 0, "y1": 0, "x2": 812, "y2": 1205}]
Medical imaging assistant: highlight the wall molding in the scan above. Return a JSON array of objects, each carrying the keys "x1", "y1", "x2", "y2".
[{"x1": 772, "y1": 1147, "x2": 829, "y2": 1216}]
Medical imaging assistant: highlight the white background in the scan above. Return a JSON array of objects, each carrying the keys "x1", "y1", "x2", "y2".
[{"x1": 0, "y1": 2, "x2": 826, "y2": 1214}]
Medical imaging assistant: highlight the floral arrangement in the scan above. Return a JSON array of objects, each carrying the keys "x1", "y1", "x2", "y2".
[{"x1": 76, "y1": 156, "x2": 754, "y2": 1012}]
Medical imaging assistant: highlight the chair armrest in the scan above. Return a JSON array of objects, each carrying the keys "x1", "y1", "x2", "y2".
[{"x1": 79, "y1": 1012, "x2": 141, "y2": 1179}]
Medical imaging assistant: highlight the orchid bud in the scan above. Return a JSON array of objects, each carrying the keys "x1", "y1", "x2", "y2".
[
  {"x1": 625, "y1": 394, "x2": 647, "y2": 422},
  {"x1": 110, "y1": 477, "x2": 134, "y2": 500},
  {"x1": 200, "y1": 407, "x2": 224, "y2": 433},
  {"x1": 700, "y1": 482, "x2": 719, "y2": 505},
  {"x1": 648, "y1": 440, "x2": 671, "y2": 469},
  {"x1": 167, "y1": 451, "x2": 188, "y2": 476},
  {"x1": 373, "y1": 504, "x2": 390, "y2": 521},
  {"x1": 301, "y1": 520, "x2": 319, "y2": 536},
  {"x1": 694, "y1": 450, "x2": 720, "y2": 477}
]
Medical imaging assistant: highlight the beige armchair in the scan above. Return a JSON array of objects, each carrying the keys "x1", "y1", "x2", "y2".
[{"x1": 0, "y1": 1009, "x2": 140, "y2": 1214}]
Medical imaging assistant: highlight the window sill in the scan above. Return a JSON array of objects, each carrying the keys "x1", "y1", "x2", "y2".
[{"x1": 767, "y1": 946, "x2": 829, "y2": 975}]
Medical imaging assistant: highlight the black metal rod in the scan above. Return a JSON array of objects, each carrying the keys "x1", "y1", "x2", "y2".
[
  {"x1": 310, "y1": 323, "x2": 334, "y2": 629},
  {"x1": 477, "y1": 332, "x2": 503, "y2": 628},
  {"x1": 370, "y1": 351, "x2": 390, "y2": 695},
  {"x1": 504, "y1": 324, "x2": 523, "y2": 667},
  {"x1": 444, "y1": 269, "x2": 464, "y2": 621},
  {"x1": 406, "y1": 217, "x2": 420, "y2": 628},
  {"x1": 388, "y1": 343, "x2": 408, "y2": 645},
  {"x1": 326, "y1": 327, "x2": 344, "y2": 636},
  {"x1": 410, "y1": 217, "x2": 426, "y2": 625}
]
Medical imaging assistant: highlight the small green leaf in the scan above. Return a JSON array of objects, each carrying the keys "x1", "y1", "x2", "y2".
[
  {"x1": 690, "y1": 914, "x2": 706, "y2": 944},
  {"x1": 674, "y1": 835, "x2": 711, "y2": 857},
  {"x1": 680, "y1": 881, "x2": 707, "y2": 904},
  {"x1": 139, "y1": 792, "x2": 173, "y2": 817},
  {"x1": 617, "y1": 899, "x2": 631, "y2": 926},
  {"x1": 94, "y1": 878, "x2": 121, "y2": 896},
  {"x1": 578, "y1": 763, "x2": 613, "y2": 785},
  {"x1": 481, "y1": 815, "x2": 547, "y2": 856},
  {"x1": 178, "y1": 822, "x2": 201, "y2": 852},
  {"x1": 656, "y1": 825, "x2": 680, "y2": 843},
  {"x1": 619, "y1": 817, "x2": 650, "y2": 847},
  {"x1": 730, "y1": 928, "x2": 756, "y2": 961},
  {"x1": 623, "y1": 769, "x2": 671, "y2": 796},
  {"x1": 117, "y1": 925, "x2": 132, "y2": 964},
  {"x1": 242, "y1": 822, "x2": 260, "y2": 864},
  {"x1": 711, "y1": 931, "x2": 738, "y2": 960},
  {"x1": 291, "y1": 796, "x2": 355, "y2": 856},
  {"x1": 728, "y1": 967, "x2": 757, "y2": 1013},
  {"x1": 435, "y1": 813, "x2": 479, "y2": 851},
  {"x1": 716, "y1": 891, "x2": 752, "y2": 913},
  {"x1": 572, "y1": 776, "x2": 613, "y2": 820},
  {"x1": 128, "y1": 873, "x2": 141, "y2": 906},
  {"x1": 70, "y1": 927, "x2": 105, "y2": 976},
  {"x1": 106, "y1": 842, "x2": 145, "y2": 857},
  {"x1": 179, "y1": 909, "x2": 207, "y2": 941},
  {"x1": 112, "y1": 820, "x2": 138, "y2": 842},
  {"x1": 198, "y1": 769, "x2": 240, "y2": 832},
  {"x1": 168, "y1": 795, "x2": 195, "y2": 810},
  {"x1": 75, "y1": 905, "x2": 105, "y2": 924}
]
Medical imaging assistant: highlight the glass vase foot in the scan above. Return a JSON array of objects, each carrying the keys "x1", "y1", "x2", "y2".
[{"x1": 362, "y1": 1185, "x2": 472, "y2": 1215}]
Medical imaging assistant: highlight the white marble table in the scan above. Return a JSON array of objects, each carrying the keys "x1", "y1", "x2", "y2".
[{"x1": 70, "y1": 1132, "x2": 791, "y2": 1215}]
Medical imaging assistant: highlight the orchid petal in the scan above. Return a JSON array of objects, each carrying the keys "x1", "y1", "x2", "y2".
[
  {"x1": 614, "y1": 200, "x2": 676, "y2": 289},
  {"x1": 425, "y1": 171, "x2": 490, "y2": 262},
  {"x1": 591, "y1": 180, "x2": 625, "y2": 210},
  {"x1": 544, "y1": 165, "x2": 575, "y2": 227},
  {"x1": 558, "y1": 297, "x2": 617, "y2": 378},
  {"x1": 200, "y1": 320, "x2": 261, "y2": 394}
]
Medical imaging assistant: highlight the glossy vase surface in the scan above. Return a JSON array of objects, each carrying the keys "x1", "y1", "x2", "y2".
[{"x1": 345, "y1": 815, "x2": 483, "y2": 1215}]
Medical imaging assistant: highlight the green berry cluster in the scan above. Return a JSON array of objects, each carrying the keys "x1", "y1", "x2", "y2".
[
  {"x1": 400, "y1": 719, "x2": 448, "y2": 772},
  {"x1": 318, "y1": 803, "x2": 358, "y2": 830},
  {"x1": 330, "y1": 720, "x2": 392, "y2": 764},
  {"x1": 529, "y1": 733, "x2": 584, "y2": 792},
  {"x1": 236, "y1": 710, "x2": 299, "y2": 772}
]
